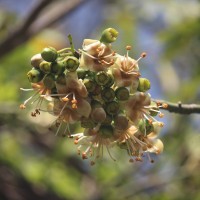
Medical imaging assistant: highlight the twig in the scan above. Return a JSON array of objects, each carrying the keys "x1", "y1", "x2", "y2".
[
  {"x1": 0, "y1": 0, "x2": 90, "y2": 59},
  {"x1": 153, "y1": 99, "x2": 200, "y2": 114}
]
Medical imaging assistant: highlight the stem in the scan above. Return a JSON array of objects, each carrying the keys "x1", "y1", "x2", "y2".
[
  {"x1": 153, "y1": 99, "x2": 200, "y2": 114},
  {"x1": 68, "y1": 34, "x2": 75, "y2": 54}
]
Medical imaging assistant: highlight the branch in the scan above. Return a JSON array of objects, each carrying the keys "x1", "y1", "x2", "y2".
[
  {"x1": 154, "y1": 99, "x2": 200, "y2": 114},
  {"x1": 0, "y1": 0, "x2": 90, "y2": 59}
]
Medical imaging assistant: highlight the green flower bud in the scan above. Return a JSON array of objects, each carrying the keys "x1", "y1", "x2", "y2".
[
  {"x1": 43, "y1": 74, "x2": 55, "y2": 89},
  {"x1": 39, "y1": 61, "x2": 51, "y2": 73},
  {"x1": 83, "y1": 79, "x2": 96, "y2": 92},
  {"x1": 99, "y1": 124, "x2": 114, "y2": 138},
  {"x1": 115, "y1": 87, "x2": 129, "y2": 101},
  {"x1": 104, "y1": 74, "x2": 114, "y2": 87},
  {"x1": 64, "y1": 56, "x2": 79, "y2": 72},
  {"x1": 56, "y1": 73, "x2": 66, "y2": 85},
  {"x1": 101, "y1": 88, "x2": 115, "y2": 102},
  {"x1": 51, "y1": 61, "x2": 65, "y2": 75},
  {"x1": 31, "y1": 54, "x2": 43, "y2": 68},
  {"x1": 77, "y1": 69, "x2": 87, "y2": 79},
  {"x1": 91, "y1": 85, "x2": 102, "y2": 96},
  {"x1": 100, "y1": 28, "x2": 118, "y2": 44},
  {"x1": 138, "y1": 119, "x2": 154, "y2": 135},
  {"x1": 114, "y1": 114, "x2": 129, "y2": 130},
  {"x1": 105, "y1": 101, "x2": 120, "y2": 115},
  {"x1": 137, "y1": 78, "x2": 151, "y2": 92},
  {"x1": 27, "y1": 68, "x2": 44, "y2": 83},
  {"x1": 95, "y1": 71, "x2": 109, "y2": 86},
  {"x1": 41, "y1": 47, "x2": 58, "y2": 62},
  {"x1": 81, "y1": 117, "x2": 96, "y2": 129}
]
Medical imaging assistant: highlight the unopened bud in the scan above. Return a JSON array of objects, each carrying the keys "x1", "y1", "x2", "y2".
[
  {"x1": 115, "y1": 87, "x2": 129, "y2": 101},
  {"x1": 41, "y1": 47, "x2": 58, "y2": 62},
  {"x1": 100, "y1": 28, "x2": 118, "y2": 44},
  {"x1": 137, "y1": 78, "x2": 151, "y2": 92},
  {"x1": 31, "y1": 54, "x2": 43, "y2": 68},
  {"x1": 27, "y1": 68, "x2": 44, "y2": 83},
  {"x1": 101, "y1": 88, "x2": 115, "y2": 102},
  {"x1": 64, "y1": 56, "x2": 79, "y2": 72},
  {"x1": 105, "y1": 101, "x2": 119, "y2": 115},
  {"x1": 95, "y1": 71, "x2": 109, "y2": 86}
]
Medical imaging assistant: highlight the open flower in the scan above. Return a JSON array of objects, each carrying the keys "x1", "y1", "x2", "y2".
[
  {"x1": 79, "y1": 39, "x2": 116, "y2": 72},
  {"x1": 112, "y1": 47, "x2": 146, "y2": 89},
  {"x1": 72, "y1": 125, "x2": 116, "y2": 165},
  {"x1": 116, "y1": 122, "x2": 164, "y2": 162},
  {"x1": 19, "y1": 82, "x2": 52, "y2": 117}
]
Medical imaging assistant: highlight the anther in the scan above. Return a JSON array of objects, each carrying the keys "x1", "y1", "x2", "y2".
[
  {"x1": 141, "y1": 52, "x2": 147, "y2": 58},
  {"x1": 126, "y1": 45, "x2": 132, "y2": 51},
  {"x1": 62, "y1": 97, "x2": 69, "y2": 102},
  {"x1": 129, "y1": 158, "x2": 134, "y2": 163},
  {"x1": 162, "y1": 103, "x2": 168, "y2": 109},
  {"x1": 19, "y1": 104, "x2": 26, "y2": 109},
  {"x1": 82, "y1": 152, "x2": 88, "y2": 159}
]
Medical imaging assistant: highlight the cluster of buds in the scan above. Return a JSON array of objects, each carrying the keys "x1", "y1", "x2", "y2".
[{"x1": 20, "y1": 28, "x2": 167, "y2": 165}]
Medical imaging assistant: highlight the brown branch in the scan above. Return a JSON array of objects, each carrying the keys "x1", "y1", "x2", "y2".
[
  {"x1": 0, "y1": 0, "x2": 90, "y2": 59},
  {"x1": 153, "y1": 99, "x2": 200, "y2": 114}
]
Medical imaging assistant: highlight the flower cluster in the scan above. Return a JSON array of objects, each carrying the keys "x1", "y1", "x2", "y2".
[{"x1": 20, "y1": 28, "x2": 167, "y2": 165}]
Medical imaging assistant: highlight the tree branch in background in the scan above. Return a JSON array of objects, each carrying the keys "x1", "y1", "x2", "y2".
[
  {"x1": 154, "y1": 99, "x2": 200, "y2": 114},
  {"x1": 0, "y1": 0, "x2": 90, "y2": 59}
]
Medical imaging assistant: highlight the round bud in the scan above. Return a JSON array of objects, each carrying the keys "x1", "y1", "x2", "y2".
[
  {"x1": 27, "y1": 68, "x2": 44, "y2": 83},
  {"x1": 91, "y1": 107, "x2": 106, "y2": 123},
  {"x1": 56, "y1": 73, "x2": 66, "y2": 85},
  {"x1": 64, "y1": 56, "x2": 79, "y2": 72},
  {"x1": 115, "y1": 87, "x2": 129, "y2": 101},
  {"x1": 99, "y1": 124, "x2": 114, "y2": 138},
  {"x1": 91, "y1": 85, "x2": 102, "y2": 96},
  {"x1": 105, "y1": 101, "x2": 120, "y2": 115},
  {"x1": 100, "y1": 28, "x2": 118, "y2": 44},
  {"x1": 51, "y1": 61, "x2": 65, "y2": 75},
  {"x1": 101, "y1": 88, "x2": 115, "y2": 102},
  {"x1": 41, "y1": 47, "x2": 58, "y2": 62},
  {"x1": 43, "y1": 73, "x2": 55, "y2": 89},
  {"x1": 31, "y1": 54, "x2": 43, "y2": 68},
  {"x1": 105, "y1": 74, "x2": 114, "y2": 87},
  {"x1": 95, "y1": 71, "x2": 109, "y2": 86},
  {"x1": 77, "y1": 69, "x2": 87, "y2": 79},
  {"x1": 137, "y1": 78, "x2": 151, "y2": 92},
  {"x1": 81, "y1": 118, "x2": 96, "y2": 129},
  {"x1": 114, "y1": 115, "x2": 129, "y2": 130},
  {"x1": 83, "y1": 79, "x2": 96, "y2": 92},
  {"x1": 39, "y1": 61, "x2": 51, "y2": 73}
]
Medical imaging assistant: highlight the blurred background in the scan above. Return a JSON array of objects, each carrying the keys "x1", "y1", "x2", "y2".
[{"x1": 0, "y1": 0, "x2": 200, "y2": 199}]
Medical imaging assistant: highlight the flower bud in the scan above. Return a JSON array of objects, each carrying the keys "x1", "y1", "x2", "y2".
[
  {"x1": 137, "y1": 78, "x2": 151, "y2": 92},
  {"x1": 91, "y1": 85, "x2": 102, "y2": 96},
  {"x1": 31, "y1": 54, "x2": 43, "y2": 68},
  {"x1": 64, "y1": 56, "x2": 79, "y2": 72},
  {"x1": 100, "y1": 28, "x2": 118, "y2": 44},
  {"x1": 114, "y1": 114, "x2": 129, "y2": 130},
  {"x1": 101, "y1": 88, "x2": 115, "y2": 102},
  {"x1": 105, "y1": 74, "x2": 114, "y2": 87},
  {"x1": 41, "y1": 47, "x2": 58, "y2": 62},
  {"x1": 91, "y1": 107, "x2": 106, "y2": 123},
  {"x1": 105, "y1": 101, "x2": 120, "y2": 115},
  {"x1": 43, "y1": 73, "x2": 55, "y2": 89},
  {"x1": 81, "y1": 117, "x2": 96, "y2": 128},
  {"x1": 99, "y1": 124, "x2": 114, "y2": 138},
  {"x1": 39, "y1": 61, "x2": 51, "y2": 73},
  {"x1": 115, "y1": 87, "x2": 129, "y2": 101},
  {"x1": 83, "y1": 79, "x2": 96, "y2": 92},
  {"x1": 77, "y1": 69, "x2": 87, "y2": 79},
  {"x1": 27, "y1": 68, "x2": 44, "y2": 83},
  {"x1": 51, "y1": 61, "x2": 65, "y2": 75},
  {"x1": 56, "y1": 73, "x2": 66, "y2": 85},
  {"x1": 95, "y1": 71, "x2": 109, "y2": 86}
]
